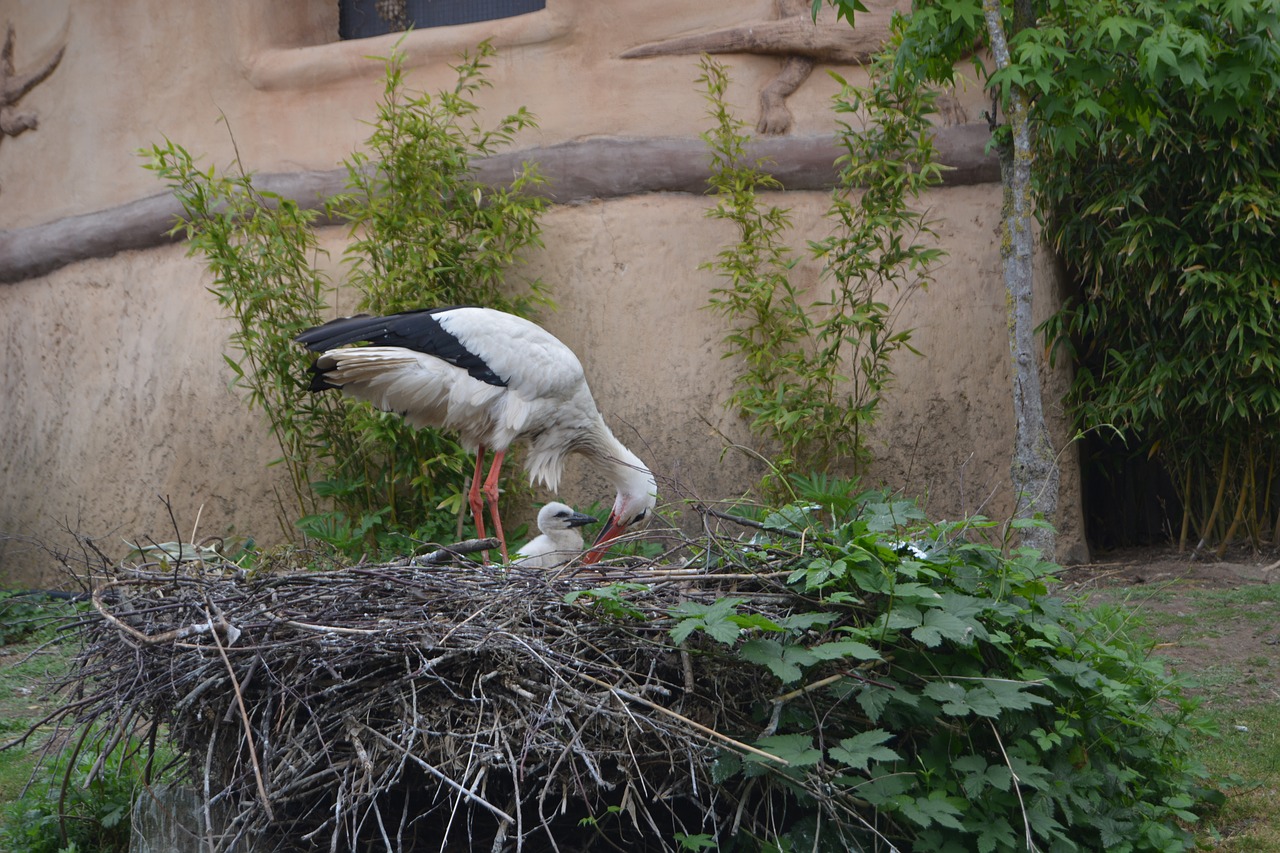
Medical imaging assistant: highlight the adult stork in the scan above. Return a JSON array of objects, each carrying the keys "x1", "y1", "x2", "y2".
[
  {"x1": 513, "y1": 502, "x2": 598, "y2": 570},
  {"x1": 295, "y1": 307, "x2": 656, "y2": 562}
]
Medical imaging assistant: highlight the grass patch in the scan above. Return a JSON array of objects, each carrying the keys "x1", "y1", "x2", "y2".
[
  {"x1": 1193, "y1": 703, "x2": 1280, "y2": 851},
  {"x1": 0, "y1": 596, "x2": 88, "y2": 849},
  {"x1": 1082, "y1": 579, "x2": 1280, "y2": 848},
  {"x1": 1120, "y1": 581, "x2": 1280, "y2": 617}
]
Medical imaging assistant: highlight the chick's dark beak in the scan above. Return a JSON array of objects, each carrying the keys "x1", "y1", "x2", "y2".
[{"x1": 567, "y1": 511, "x2": 597, "y2": 529}]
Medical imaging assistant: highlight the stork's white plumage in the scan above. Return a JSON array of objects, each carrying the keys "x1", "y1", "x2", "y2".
[
  {"x1": 295, "y1": 307, "x2": 657, "y2": 562},
  {"x1": 513, "y1": 502, "x2": 598, "y2": 570}
]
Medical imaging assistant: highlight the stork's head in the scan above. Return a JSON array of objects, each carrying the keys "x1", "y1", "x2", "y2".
[
  {"x1": 536, "y1": 501, "x2": 598, "y2": 533},
  {"x1": 581, "y1": 486, "x2": 656, "y2": 564}
]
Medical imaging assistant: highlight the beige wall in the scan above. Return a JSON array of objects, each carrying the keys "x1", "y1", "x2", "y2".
[
  {"x1": 3, "y1": 0, "x2": 896, "y2": 229},
  {"x1": 0, "y1": 0, "x2": 1086, "y2": 585}
]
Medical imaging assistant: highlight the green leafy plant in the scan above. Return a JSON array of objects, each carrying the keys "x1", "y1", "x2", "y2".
[
  {"x1": 700, "y1": 47, "x2": 942, "y2": 488},
  {"x1": 144, "y1": 135, "x2": 337, "y2": 541},
  {"x1": 699, "y1": 57, "x2": 809, "y2": 479},
  {"x1": 1036, "y1": 0, "x2": 1280, "y2": 553},
  {"x1": 667, "y1": 478, "x2": 1214, "y2": 851},
  {"x1": 146, "y1": 42, "x2": 547, "y2": 556},
  {"x1": 337, "y1": 40, "x2": 547, "y2": 317},
  {"x1": 844, "y1": 0, "x2": 1280, "y2": 552},
  {"x1": 564, "y1": 582, "x2": 652, "y2": 621},
  {"x1": 0, "y1": 594, "x2": 77, "y2": 646},
  {"x1": 0, "y1": 736, "x2": 163, "y2": 853}
]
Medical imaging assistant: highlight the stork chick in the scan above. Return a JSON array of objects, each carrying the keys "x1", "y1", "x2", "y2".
[{"x1": 513, "y1": 502, "x2": 598, "y2": 569}]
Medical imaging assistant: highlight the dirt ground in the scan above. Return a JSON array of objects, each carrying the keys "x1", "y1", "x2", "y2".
[{"x1": 1057, "y1": 546, "x2": 1280, "y2": 707}]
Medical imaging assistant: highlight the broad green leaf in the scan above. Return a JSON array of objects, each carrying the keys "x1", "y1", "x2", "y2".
[
  {"x1": 892, "y1": 791, "x2": 965, "y2": 830},
  {"x1": 739, "y1": 638, "x2": 816, "y2": 683},
  {"x1": 808, "y1": 638, "x2": 882, "y2": 662},
  {"x1": 829, "y1": 729, "x2": 900, "y2": 771},
  {"x1": 911, "y1": 608, "x2": 979, "y2": 647},
  {"x1": 748, "y1": 734, "x2": 823, "y2": 767}
]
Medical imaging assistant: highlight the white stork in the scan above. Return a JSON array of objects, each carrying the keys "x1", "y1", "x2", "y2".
[
  {"x1": 513, "y1": 502, "x2": 598, "y2": 569},
  {"x1": 295, "y1": 307, "x2": 657, "y2": 562}
]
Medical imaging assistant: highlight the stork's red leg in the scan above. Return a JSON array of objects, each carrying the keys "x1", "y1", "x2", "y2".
[
  {"x1": 482, "y1": 450, "x2": 508, "y2": 561},
  {"x1": 468, "y1": 449, "x2": 489, "y2": 558}
]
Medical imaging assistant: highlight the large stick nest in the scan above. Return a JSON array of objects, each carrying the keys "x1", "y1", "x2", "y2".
[{"x1": 48, "y1": 536, "x2": 833, "y2": 852}]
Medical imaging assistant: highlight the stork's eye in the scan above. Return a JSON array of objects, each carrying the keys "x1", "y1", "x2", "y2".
[{"x1": 632, "y1": 509, "x2": 648, "y2": 523}]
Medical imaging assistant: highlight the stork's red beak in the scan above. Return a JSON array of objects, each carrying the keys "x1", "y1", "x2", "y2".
[{"x1": 581, "y1": 511, "x2": 626, "y2": 565}]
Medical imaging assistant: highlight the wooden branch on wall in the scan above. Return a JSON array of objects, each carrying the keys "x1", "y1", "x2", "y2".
[
  {"x1": 619, "y1": 4, "x2": 901, "y2": 65},
  {"x1": 1, "y1": 20, "x2": 66, "y2": 140},
  {"x1": 0, "y1": 127, "x2": 998, "y2": 285},
  {"x1": 621, "y1": 0, "x2": 908, "y2": 135}
]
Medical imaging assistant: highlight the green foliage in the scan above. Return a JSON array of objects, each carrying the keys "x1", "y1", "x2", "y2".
[
  {"x1": 669, "y1": 478, "x2": 1213, "y2": 851},
  {"x1": 1033, "y1": 0, "x2": 1280, "y2": 550},
  {"x1": 144, "y1": 134, "x2": 337, "y2": 538},
  {"x1": 699, "y1": 47, "x2": 942, "y2": 487},
  {"x1": 0, "y1": 594, "x2": 75, "y2": 646},
  {"x1": 844, "y1": 0, "x2": 1280, "y2": 550},
  {"x1": 0, "y1": 738, "x2": 160, "y2": 853},
  {"x1": 337, "y1": 40, "x2": 547, "y2": 316},
  {"x1": 674, "y1": 832, "x2": 718, "y2": 851},
  {"x1": 698, "y1": 58, "x2": 808, "y2": 477},
  {"x1": 146, "y1": 42, "x2": 547, "y2": 557},
  {"x1": 564, "y1": 582, "x2": 651, "y2": 622}
]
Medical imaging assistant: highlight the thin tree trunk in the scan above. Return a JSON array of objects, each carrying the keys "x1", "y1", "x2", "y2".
[{"x1": 984, "y1": 1, "x2": 1059, "y2": 557}]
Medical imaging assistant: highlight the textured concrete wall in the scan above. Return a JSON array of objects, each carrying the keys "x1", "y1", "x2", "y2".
[{"x1": 0, "y1": 0, "x2": 1087, "y2": 585}]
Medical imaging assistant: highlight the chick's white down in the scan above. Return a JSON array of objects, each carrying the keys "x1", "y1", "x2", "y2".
[
  {"x1": 513, "y1": 502, "x2": 599, "y2": 570},
  {"x1": 296, "y1": 307, "x2": 656, "y2": 562}
]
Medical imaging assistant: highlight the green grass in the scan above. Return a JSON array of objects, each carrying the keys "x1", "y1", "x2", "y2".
[
  {"x1": 1114, "y1": 581, "x2": 1280, "y2": 617},
  {"x1": 1192, "y1": 703, "x2": 1280, "y2": 851},
  {"x1": 0, "y1": 596, "x2": 82, "y2": 848},
  {"x1": 1083, "y1": 580, "x2": 1280, "y2": 850}
]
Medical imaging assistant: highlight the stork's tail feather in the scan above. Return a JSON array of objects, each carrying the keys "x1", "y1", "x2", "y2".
[
  {"x1": 307, "y1": 365, "x2": 342, "y2": 393},
  {"x1": 295, "y1": 314, "x2": 381, "y2": 352}
]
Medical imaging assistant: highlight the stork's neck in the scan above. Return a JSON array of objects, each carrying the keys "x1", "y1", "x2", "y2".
[{"x1": 589, "y1": 424, "x2": 656, "y2": 504}]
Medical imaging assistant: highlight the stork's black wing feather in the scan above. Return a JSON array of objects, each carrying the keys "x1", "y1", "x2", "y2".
[{"x1": 296, "y1": 307, "x2": 507, "y2": 387}]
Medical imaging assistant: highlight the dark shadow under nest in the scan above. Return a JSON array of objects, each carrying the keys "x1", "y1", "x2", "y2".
[{"x1": 24, "y1": 535, "x2": 858, "y2": 852}]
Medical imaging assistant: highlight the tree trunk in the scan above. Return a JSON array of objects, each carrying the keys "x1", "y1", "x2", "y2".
[{"x1": 984, "y1": 1, "x2": 1060, "y2": 557}]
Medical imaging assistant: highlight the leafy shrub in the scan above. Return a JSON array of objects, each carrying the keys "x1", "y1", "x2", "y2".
[
  {"x1": 700, "y1": 42, "x2": 942, "y2": 487},
  {"x1": 145, "y1": 42, "x2": 547, "y2": 557},
  {"x1": 0, "y1": 594, "x2": 84, "y2": 647},
  {"x1": 1035, "y1": 0, "x2": 1280, "y2": 551},
  {"x1": 0, "y1": 738, "x2": 160, "y2": 853},
  {"x1": 673, "y1": 479, "x2": 1214, "y2": 851}
]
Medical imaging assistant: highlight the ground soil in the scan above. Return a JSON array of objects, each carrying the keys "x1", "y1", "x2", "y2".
[{"x1": 1057, "y1": 546, "x2": 1280, "y2": 707}]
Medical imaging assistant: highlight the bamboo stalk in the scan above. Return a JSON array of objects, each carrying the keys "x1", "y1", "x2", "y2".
[
  {"x1": 1263, "y1": 453, "x2": 1275, "y2": 545},
  {"x1": 1177, "y1": 458, "x2": 1187, "y2": 550},
  {"x1": 1197, "y1": 443, "x2": 1231, "y2": 554},
  {"x1": 1218, "y1": 445, "x2": 1249, "y2": 558}
]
